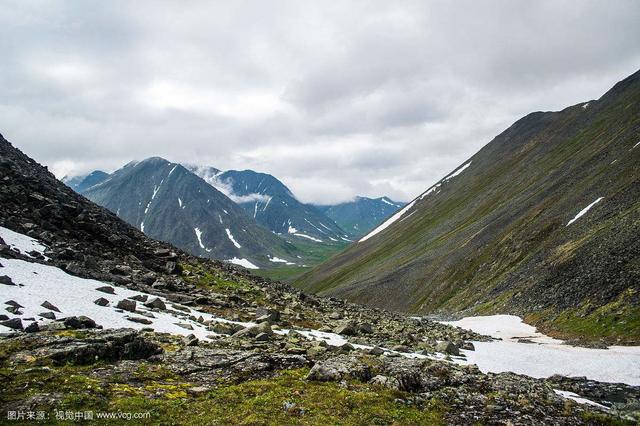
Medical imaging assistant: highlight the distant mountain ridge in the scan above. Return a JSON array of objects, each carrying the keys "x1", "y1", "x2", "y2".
[
  {"x1": 188, "y1": 166, "x2": 351, "y2": 244},
  {"x1": 79, "y1": 157, "x2": 301, "y2": 269},
  {"x1": 317, "y1": 196, "x2": 405, "y2": 238}
]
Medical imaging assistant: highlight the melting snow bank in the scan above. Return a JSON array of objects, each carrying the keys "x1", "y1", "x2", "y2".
[
  {"x1": 226, "y1": 257, "x2": 259, "y2": 269},
  {"x1": 0, "y1": 257, "x2": 436, "y2": 361},
  {"x1": 0, "y1": 226, "x2": 49, "y2": 260},
  {"x1": 442, "y1": 315, "x2": 640, "y2": 385},
  {"x1": 553, "y1": 390, "x2": 609, "y2": 410}
]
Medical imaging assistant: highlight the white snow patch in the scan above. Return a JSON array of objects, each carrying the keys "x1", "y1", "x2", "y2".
[
  {"x1": 554, "y1": 390, "x2": 608, "y2": 410},
  {"x1": 632, "y1": 141, "x2": 640, "y2": 150},
  {"x1": 178, "y1": 197, "x2": 182, "y2": 208},
  {"x1": 582, "y1": 102, "x2": 590, "y2": 109},
  {"x1": 359, "y1": 199, "x2": 416, "y2": 242},
  {"x1": 140, "y1": 222, "x2": 145, "y2": 233},
  {"x1": 225, "y1": 228, "x2": 241, "y2": 248},
  {"x1": 293, "y1": 233, "x2": 323, "y2": 242},
  {"x1": 0, "y1": 226, "x2": 49, "y2": 260},
  {"x1": 442, "y1": 315, "x2": 640, "y2": 385},
  {"x1": 380, "y1": 198, "x2": 398, "y2": 207},
  {"x1": 226, "y1": 257, "x2": 259, "y2": 269},
  {"x1": 268, "y1": 256, "x2": 295, "y2": 265},
  {"x1": 0, "y1": 258, "x2": 250, "y2": 340},
  {"x1": 566, "y1": 197, "x2": 604, "y2": 226},
  {"x1": 194, "y1": 227, "x2": 205, "y2": 249},
  {"x1": 443, "y1": 161, "x2": 471, "y2": 181}
]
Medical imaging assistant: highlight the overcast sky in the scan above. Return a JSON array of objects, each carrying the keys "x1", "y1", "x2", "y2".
[{"x1": 1, "y1": 1, "x2": 639, "y2": 204}]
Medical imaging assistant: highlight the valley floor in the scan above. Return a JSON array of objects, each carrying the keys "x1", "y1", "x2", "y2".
[{"x1": 1, "y1": 227, "x2": 639, "y2": 424}]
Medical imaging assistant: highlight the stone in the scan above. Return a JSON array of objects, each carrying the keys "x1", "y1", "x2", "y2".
[
  {"x1": 144, "y1": 298, "x2": 166, "y2": 310},
  {"x1": 41, "y1": 301, "x2": 61, "y2": 313},
  {"x1": 359, "y1": 323, "x2": 373, "y2": 334},
  {"x1": 6, "y1": 306, "x2": 22, "y2": 315},
  {"x1": 461, "y1": 341, "x2": 475, "y2": 351},
  {"x1": 255, "y1": 307, "x2": 280, "y2": 322},
  {"x1": 116, "y1": 299, "x2": 137, "y2": 312},
  {"x1": 95, "y1": 286, "x2": 116, "y2": 294},
  {"x1": 187, "y1": 386, "x2": 209, "y2": 397},
  {"x1": 111, "y1": 265, "x2": 132, "y2": 275},
  {"x1": 333, "y1": 320, "x2": 357, "y2": 336},
  {"x1": 25, "y1": 322, "x2": 40, "y2": 333},
  {"x1": 130, "y1": 294, "x2": 148, "y2": 302},
  {"x1": 368, "y1": 346, "x2": 385, "y2": 356},
  {"x1": 126, "y1": 316, "x2": 153, "y2": 325},
  {"x1": 38, "y1": 312, "x2": 56, "y2": 320},
  {"x1": 94, "y1": 297, "x2": 109, "y2": 307},
  {"x1": 5, "y1": 300, "x2": 23, "y2": 308},
  {"x1": 436, "y1": 341, "x2": 460, "y2": 356},
  {"x1": 370, "y1": 375, "x2": 400, "y2": 390},
  {"x1": 0, "y1": 275, "x2": 16, "y2": 286},
  {"x1": 255, "y1": 332, "x2": 270, "y2": 341},
  {"x1": 175, "y1": 323, "x2": 194, "y2": 330},
  {"x1": 183, "y1": 334, "x2": 199, "y2": 346},
  {"x1": 63, "y1": 316, "x2": 97, "y2": 329},
  {"x1": 1, "y1": 317, "x2": 23, "y2": 330}
]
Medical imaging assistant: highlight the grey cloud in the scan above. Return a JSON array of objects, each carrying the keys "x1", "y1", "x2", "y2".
[{"x1": 0, "y1": 0, "x2": 639, "y2": 204}]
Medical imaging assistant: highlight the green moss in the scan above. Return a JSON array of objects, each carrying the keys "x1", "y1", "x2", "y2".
[
  {"x1": 107, "y1": 369, "x2": 445, "y2": 425},
  {"x1": 532, "y1": 289, "x2": 640, "y2": 344}
]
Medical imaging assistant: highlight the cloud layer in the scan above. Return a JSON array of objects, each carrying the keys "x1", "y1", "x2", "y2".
[{"x1": 1, "y1": 1, "x2": 639, "y2": 203}]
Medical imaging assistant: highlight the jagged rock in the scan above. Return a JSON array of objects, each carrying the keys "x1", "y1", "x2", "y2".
[
  {"x1": 0, "y1": 314, "x2": 9, "y2": 321},
  {"x1": 368, "y1": 346, "x2": 385, "y2": 356},
  {"x1": 116, "y1": 299, "x2": 136, "y2": 312},
  {"x1": 328, "y1": 311, "x2": 342, "y2": 320},
  {"x1": 64, "y1": 316, "x2": 98, "y2": 329},
  {"x1": 175, "y1": 323, "x2": 194, "y2": 330},
  {"x1": 40, "y1": 301, "x2": 61, "y2": 313},
  {"x1": 6, "y1": 306, "x2": 22, "y2": 315},
  {"x1": 47, "y1": 330, "x2": 162, "y2": 365},
  {"x1": 255, "y1": 307, "x2": 280, "y2": 322},
  {"x1": 126, "y1": 316, "x2": 153, "y2": 325},
  {"x1": 144, "y1": 297, "x2": 166, "y2": 310},
  {"x1": 461, "y1": 341, "x2": 475, "y2": 351},
  {"x1": 141, "y1": 272, "x2": 156, "y2": 285},
  {"x1": 171, "y1": 304, "x2": 190, "y2": 313},
  {"x1": 1, "y1": 317, "x2": 23, "y2": 330},
  {"x1": 187, "y1": 386, "x2": 209, "y2": 397},
  {"x1": 93, "y1": 297, "x2": 109, "y2": 307},
  {"x1": 209, "y1": 322, "x2": 236, "y2": 335},
  {"x1": 130, "y1": 294, "x2": 148, "y2": 302},
  {"x1": 255, "y1": 332, "x2": 270, "y2": 341},
  {"x1": 0, "y1": 275, "x2": 16, "y2": 286},
  {"x1": 333, "y1": 320, "x2": 357, "y2": 336},
  {"x1": 38, "y1": 312, "x2": 56, "y2": 320},
  {"x1": 183, "y1": 334, "x2": 199, "y2": 346},
  {"x1": 370, "y1": 375, "x2": 400, "y2": 390},
  {"x1": 306, "y1": 356, "x2": 372, "y2": 382},
  {"x1": 25, "y1": 322, "x2": 40, "y2": 333},
  {"x1": 5, "y1": 300, "x2": 23, "y2": 308},
  {"x1": 436, "y1": 341, "x2": 460, "y2": 356},
  {"x1": 359, "y1": 323, "x2": 373, "y2": 334},
  {"x1": 95, "y1": 286, "x2": 116, "y2": 294},
  {"x1": 111, "y1": 265, "x2": 132, "y2": 275}
]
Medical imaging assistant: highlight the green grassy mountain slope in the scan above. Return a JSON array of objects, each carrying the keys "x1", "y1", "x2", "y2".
[{"x1": 296, "y1": 70, "x2": 640, "y2": 343}]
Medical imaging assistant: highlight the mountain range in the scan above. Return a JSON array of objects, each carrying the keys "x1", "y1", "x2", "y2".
[
  {"x1": 297, "y1": 69, "x2": 640, "y2": 344},
  {"x1": 64, "y1": 162, "x2": 404, "y2": 273}
]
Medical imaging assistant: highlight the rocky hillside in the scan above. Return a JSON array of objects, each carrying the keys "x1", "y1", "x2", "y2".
[
  {"x1": 297, "y1": 70, "x2": 640, "y2": 344},
  {"x1": 77, "y1": 157, "x2": 303, "y2": 269},
  {"x1": 318, "y1": 196, "x2": 405, "y2": 238},
  {"x1": 2, "y1": 133, "x2": 636, "y2": 424}
]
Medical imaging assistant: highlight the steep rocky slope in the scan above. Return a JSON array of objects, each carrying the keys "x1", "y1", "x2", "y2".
[
  {"x1": 79, "y1": 157, "x2": 301, "y2": 269},
  {"x1": 297, "y1": 70, "x2": 640, "y2": 343},
  {"x1": 318, "y1": 196, "x2": 405, "y2": 238},
  {"x1": 1, "y1": 133, "x2": 636, "y2": 424}
]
